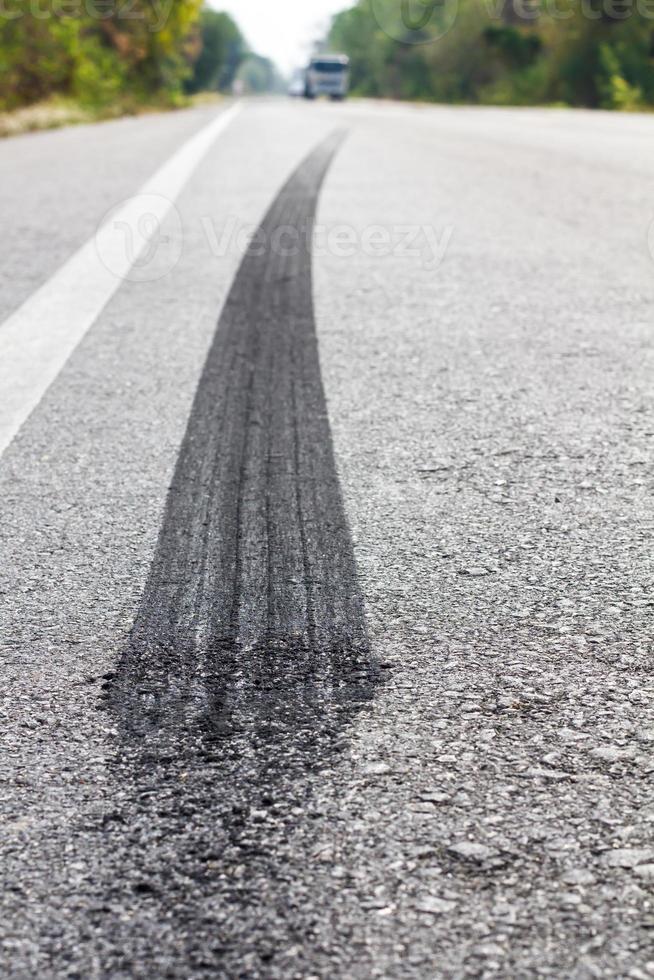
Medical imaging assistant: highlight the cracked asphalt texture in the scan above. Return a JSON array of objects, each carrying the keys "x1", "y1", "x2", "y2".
[{"x1": 1, "y1": 100, "x2": 654, "y2": 978}]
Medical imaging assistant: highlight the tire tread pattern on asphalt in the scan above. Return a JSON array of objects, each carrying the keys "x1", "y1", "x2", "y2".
[{"x1": 110, "y1": 129, "x2": 374, "y2": 742}]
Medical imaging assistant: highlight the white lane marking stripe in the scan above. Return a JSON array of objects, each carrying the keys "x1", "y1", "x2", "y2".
[{"x1": 0, "y1": 101, "x2": 242, "y2": 460}]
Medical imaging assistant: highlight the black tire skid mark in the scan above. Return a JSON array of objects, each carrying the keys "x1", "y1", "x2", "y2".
[
  {"x1": 110, "y1": 128, "x2": 376, "y2": 748},
  {"x1": 96, "y1": 134, "x2": 379, "y2": 975}
]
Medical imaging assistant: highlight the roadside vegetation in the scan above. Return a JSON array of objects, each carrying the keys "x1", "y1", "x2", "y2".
[
  {"x1": 328, "y1": 0, "x2": 654, "y2": 109},
  {"x1": 0, "y1": 1, "x2": 278, "y2": 135}
]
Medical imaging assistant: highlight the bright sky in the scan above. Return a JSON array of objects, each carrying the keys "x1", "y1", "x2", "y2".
[{"x1": 210, "y1": 0, "x2": 348, "y2": 74}]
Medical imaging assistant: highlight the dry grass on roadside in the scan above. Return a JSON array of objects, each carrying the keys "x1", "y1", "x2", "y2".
[
  {"x1": 0, "y1": 99, "x2": 94, "y2": 138},
  {"x1": 0, "y1": 92, "x2": 224, "y2": 139}
]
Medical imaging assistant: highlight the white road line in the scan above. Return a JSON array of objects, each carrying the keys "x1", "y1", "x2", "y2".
[{"x1": 0, "y1": 101, "x2": 242, "y2": 460}]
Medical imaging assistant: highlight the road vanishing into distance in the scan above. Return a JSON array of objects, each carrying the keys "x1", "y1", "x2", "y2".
[{"x1": 1, "y1": 98, "x2": 654, "y2": 979}]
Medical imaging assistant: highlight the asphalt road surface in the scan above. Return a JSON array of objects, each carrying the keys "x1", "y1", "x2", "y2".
[{"x1": 1, "y1": 98, "x2": 654, "y2": 979}]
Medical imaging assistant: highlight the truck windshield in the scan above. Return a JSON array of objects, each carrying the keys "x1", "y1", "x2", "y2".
[{"x1": 311, "y1": 61, "x2": 346, "y2": 73}]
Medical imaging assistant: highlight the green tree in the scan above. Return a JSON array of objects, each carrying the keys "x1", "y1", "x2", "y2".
[
  {"x1": 0, "y1": 0, "x2": 206, "y2": 111},
  {"x1": 185, "y1": 9, "x2": 244, "y2": 94},
  {"x1": 235, "y1": 53, "x2": 283, "y2": 93},
  {"x1": 327, "y1": 0, "x2": 654, "y2": 108}
]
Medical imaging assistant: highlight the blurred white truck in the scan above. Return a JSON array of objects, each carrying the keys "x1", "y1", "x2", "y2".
[{"x1": 303, "y1": 55, "x2": 350, "y2": 101}]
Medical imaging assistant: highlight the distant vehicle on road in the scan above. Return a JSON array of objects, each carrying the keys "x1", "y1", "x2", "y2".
[
  {"x1": 304, "y1": 55, "x2": 349, "y2": 101},
  {"x1": 288, "y1": 69, "x2": 306, "y2": 98}
]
